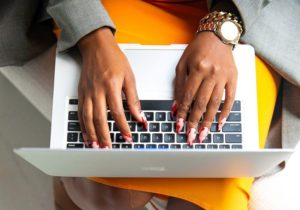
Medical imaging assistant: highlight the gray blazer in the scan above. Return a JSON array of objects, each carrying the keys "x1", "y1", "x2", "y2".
[{"x1": 0, "y1": 0, "x2": 299, "y2": 148}]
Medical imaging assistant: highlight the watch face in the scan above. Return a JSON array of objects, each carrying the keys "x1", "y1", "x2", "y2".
[{"x1": 220, "y1": 21, "x2": 239, "y2": 42}]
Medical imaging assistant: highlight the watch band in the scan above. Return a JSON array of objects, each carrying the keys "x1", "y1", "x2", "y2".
[{"x1": 196, "y1": 11, "x2": 243, "y2": 46}]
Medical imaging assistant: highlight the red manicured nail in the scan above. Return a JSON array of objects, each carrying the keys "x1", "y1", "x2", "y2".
[
  {"x1": 91, "y1": 141, "x2": 100, "y2": 149},
  {"x1": 218, "y1": 118, "x2": 226, "y2": 132},
  {"x1": 176, "y1": 118, "x2": 184, "y2": 133},
  {"x1": 198, "y1": 127, "x2": 208, "y2": 143},
  {"x1": 123, "y1": 133, "x2": 133, "y2": 143},
  {"x1": 171, "y1": 101, "x2": 177, "y2": 117},
  {"x1": 140, "y1": 112, "x2": 148, "y2": 129},
  {"x1": 187, "y1": 127, "x2": 197, "y2": 145}
]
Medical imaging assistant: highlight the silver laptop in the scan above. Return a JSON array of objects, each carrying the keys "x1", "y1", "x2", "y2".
[{"x1": 14, "y1": 44, "x2": 293, "y2": 177}]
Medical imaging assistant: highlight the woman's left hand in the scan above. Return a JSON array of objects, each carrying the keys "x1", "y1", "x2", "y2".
[{"x1": 173, "y1": 31, "x2": 238, "y2": 145}]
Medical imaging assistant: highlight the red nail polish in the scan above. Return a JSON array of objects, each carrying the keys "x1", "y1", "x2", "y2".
[
  {"x1": 123, "y1": 133, "x2": 133, "y2": 142},
  {"x1": 176, "y1": 118, "x2": 184, "y2": 133},
  {"x1": 171, "y1": 101, "x2": 177, "y2": 117}
]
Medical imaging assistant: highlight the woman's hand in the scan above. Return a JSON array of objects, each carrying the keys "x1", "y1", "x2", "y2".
[
  {"x1": 78, "y1": 27, "x2": 147, "y2": 149},
  {"x1": 173, "y1": 32, "x2": 238, "y2": 145}
]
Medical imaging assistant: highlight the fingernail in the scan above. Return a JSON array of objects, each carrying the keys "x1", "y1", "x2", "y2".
[
  {"x1": 218, "y1": 118, "x2": 226, "y2": 132},
  {"x1": 91, "y1": 141, "x2": 100, "y2": 149},
  {"x1": 82, "y1": 133, "x2": 88, "y2": 146},
  {"x1": 176, "y1": 118, "x2": 185, "y2": 133},
  {"x1": 123, "y1": 133, "x2": 133, "y2": 143},
  {"x1": 171, "y1": 100, "x2": 177, "y2": 117},
  {"x1": 198, "y1": 127, "x2": 208, "y2": 143},
  {"x1": 187, "y1": 128, "x2": 197, "y2": 145},
  {"x1": 104, "y1": 146, "x2": 109, "y2": 150},
  {"x1": 140, "y1": 112, "x2": 148, "y2": 129}
]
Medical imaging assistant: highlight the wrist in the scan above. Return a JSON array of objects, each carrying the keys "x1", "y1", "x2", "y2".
[
  {"x1": 196, "y1": 11, "x2": 243, "y2": 48},
  {"x1": 78, "y1": 27, "x2": 116, "y2": 53}
]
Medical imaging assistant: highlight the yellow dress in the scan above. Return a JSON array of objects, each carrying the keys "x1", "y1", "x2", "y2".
[{"x1": 86, "y1": 0, "x2": 281, "y2": 209}]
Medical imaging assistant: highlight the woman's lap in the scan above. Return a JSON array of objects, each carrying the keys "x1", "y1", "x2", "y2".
[{"x1": 55, "y1": 1, "x2": 280, "y2": 209}]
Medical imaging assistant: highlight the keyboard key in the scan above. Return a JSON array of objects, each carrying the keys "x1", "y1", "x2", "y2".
[
  {"x1": 67, "y1": 143, "x2": 83, "y2": 148},
  {"x1": 122, "y1": 101, "x2": 129, "y2": 110},
  {"x1": 161, "y1": 123, "x2": 172, "y2": 132},
  {"x1": 182, "y1": 144, "x2": 193, "y2": 149},
  {"x1": 232, "y1": 101, "x2": 241, "y2": 111},
  {"x1": 155, "y1": 112, "x2": 166, "y2": 121},
  {"x1": 140, "y1": 100, "x2": 173, "y2": 111},
  {"x1": 158, "y1": 144, "x2": 169, "y2": 149},
  {"x1": 222, "y1": 123, "x2": 241, "y2": 132},
  {"x1": 167, "y1": 112, "x2": 173, "y2": 121},
  {"x1": 134, "y1": 144, "x2": 145, "y2": 149},
  {"x1": 219, "y1": 144, "x2": 230, "y2": 149},
  {"x1": 213, "y1": 134, "x2": 224, "y2": 143},
  {"x1": 152, "y1": 133, "x2": 163, "y2": 143},
  {"x1": 116, "y1": 133, "x2": 125, "y2": 143},
  {"x1": 170, "y1": 144, "x2": 181, "y2": 149},
  {"x1": 67, "y1": 133, "x2": 78, "y2": 142},
  {"x1": 132, "y1": 133, "x2": 139, "y2": 143},
  {"x1": 107, "y1": 112, "x2": 113, "y2": 120},
  {"x1": 112, "y1": 144, "x2": 120, "y2": 149},
  {"x1": 195, "y1": 144, "x2": 206, "y2": 149},
  {"x1": 140, "y1": 133, "x2": 151, "y2": 143},
  {"x1": 68, "y1": 111, "x2": 78, "y2": 120},
  {"x1": 124, "y1": 112, "x2": 131, "y2": 121},
  {"x1": 227, "y1": 113, "x2": 241, "y2": 122},
  {"x1": 108, "y1": 122, "x2": 112, "y2": 131},
  {"x1": 225, "y1": 134, "x2": 242, "y2": 143},
  {"x1": 128, "y1": 122, "x2": 136, "y2": 132},
  {"x1": 164, "y1": 134, "x2": 175, "y2": 143},
  {"x1": 207, "y1": 144, "x2": 218, "y2": 149},
  {"x1": 113, "y1": 123, "x2": 119, "y2": 131},
  {"x1": 69, "y1": 99, "x2": 78, "y2": 105},
  {"x1": 202, "y1": 134, "x2": 211, "y2": 143},
  {"x1": 232, "y1": 145, "x2": 243, "y2": 149},
  {"x1": 146, "y1": 144, "x2": 157, "y2": 149},
  {"x1": 110, "y1": 133, "x2": 114, "y2": 142},
  {"x1": 144, "y1": 112, "x2": 154, "y2": 121},
  {"x1": 122, "y1": 144, "x2": 132, "y2": 149},
  {"x1": 68, "y1": 122, "x2": 80, "y2": 131},
  {"x1": 218, "y1": 100, "x2": 241, "y2": 111},
  {"x1": 210, "y1": 123, "x2": 218, "y2": 132},
  {"x1": 149, "y1": 123, "x2": 160, "y2": 132},
  {"x1": 79, "y1": 133, "x2": 84, "y2": 142},
  {"x1": 137, "y1": 123, "x2": 147, "y2": 132},
  {"x1": 173, "y1": 123, "x2": 185, "y2": 132},
  {"x1": 177, "y1": 134, "x2": 187, "y2": 143}
]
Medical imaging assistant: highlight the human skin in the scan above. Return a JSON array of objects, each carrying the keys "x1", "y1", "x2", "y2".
[{"x1": 77, "y1": 27, "x2": 237, "y2": 148}]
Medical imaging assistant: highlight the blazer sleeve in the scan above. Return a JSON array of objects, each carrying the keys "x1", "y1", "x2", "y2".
[
  {"x1": 47, "y1": 0, "x2": 116, "y2": 52},
  {"x1": 207, "y1": 0, "x2": 266, "y2": 34},
  {"x1": 207, "y1": 0, "x2": 300, "y2": 87}
]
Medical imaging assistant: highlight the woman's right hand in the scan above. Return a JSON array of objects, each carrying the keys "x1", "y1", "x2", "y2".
[{"x1": 78, "y1": 27, "x2": 147, "y2": 149}]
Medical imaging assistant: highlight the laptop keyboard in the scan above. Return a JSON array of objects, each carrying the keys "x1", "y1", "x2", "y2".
[{"x1": 67, "y1": 99, "x2": 243, "y2": 150}]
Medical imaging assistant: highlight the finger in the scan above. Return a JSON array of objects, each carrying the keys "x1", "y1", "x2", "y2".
[
  {"x1": 82, "y1": 98, "x2": 100, "y2": 148},
  {"x1": 187, "y1": 79, "x2": 215, "y2": 143},
  {"x1": 123, "y1": 71, "x2": 147, "y2": 127},
  {"x1": 218, "y1": 79, "x2": 237, "y2": 131},
  {"x1": 93, "y1": 95, "x2": 112, "y2": 148},
  {"x1": 78, "y1": 95, "x2": 89, "y2": 146},
  {"x1": 201, "y1": 84, "x2": 224, "y2": 136},
  {"x1": 176, "y1": 70, "x2": 204, "y2": 133},
  {"x1": 107, "y1": 88, "x2": 133, "y2": 143}
]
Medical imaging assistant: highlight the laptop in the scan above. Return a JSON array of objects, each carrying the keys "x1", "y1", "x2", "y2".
[{"x1": 14, "y1": 44, "x2": 293, "y2": 177}]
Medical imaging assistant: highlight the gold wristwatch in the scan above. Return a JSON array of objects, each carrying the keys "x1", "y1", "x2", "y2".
[{"x1": 196, "y1": 11, "x2": 243, "y2": 48}]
